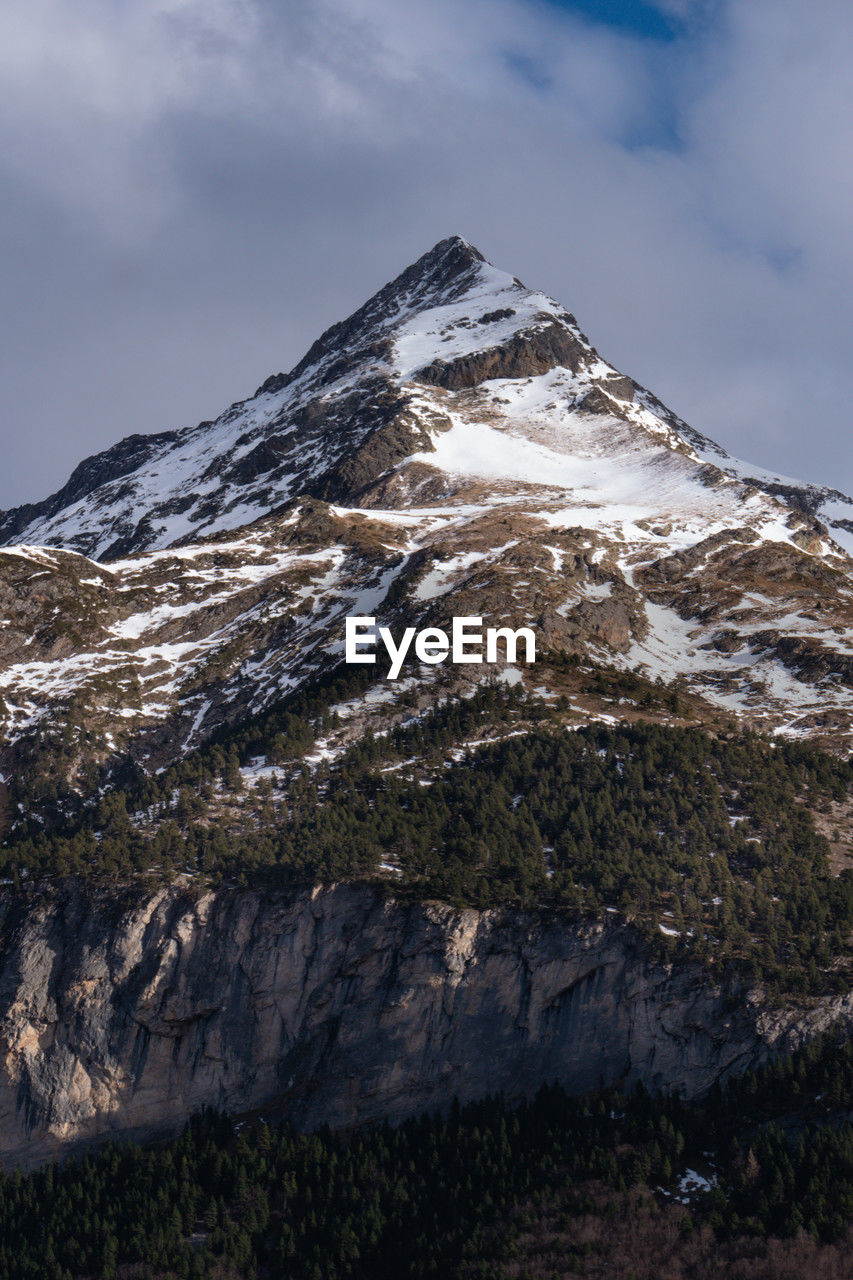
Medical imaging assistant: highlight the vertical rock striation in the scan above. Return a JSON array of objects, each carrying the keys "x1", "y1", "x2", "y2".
[{"x1": 0, "y1": 882, "x2": 849, "y2": 1169}]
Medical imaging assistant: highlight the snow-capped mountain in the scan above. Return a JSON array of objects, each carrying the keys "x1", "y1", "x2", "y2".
[
  {"x1": 6, "y1": 236, "x2": 851, "y2": 562},
  {"x1": 2, "y1": 235, "x2": 853, "y2": 795},
  {"x1": 1, "y1": 237, "x2": 588, "y2": 558}
]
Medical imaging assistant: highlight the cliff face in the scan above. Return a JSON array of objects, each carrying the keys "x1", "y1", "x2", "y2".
[{"x1": 0, "y1": 882, "x2": 849, "y2": 1170}]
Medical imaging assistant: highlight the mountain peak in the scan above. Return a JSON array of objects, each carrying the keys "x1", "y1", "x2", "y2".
[
  {"x1": 281, "y1": 236, "x2": 497, "y2": 391},
  {"x1": 4, "y1": 235, "x2": 853, "y2": 766},
  {"x1": 397, "y1": 234, "x2": 489, "y2": 293},
  {"x1": 4, "y1": 235, "x2": 853, "y2": 569}
]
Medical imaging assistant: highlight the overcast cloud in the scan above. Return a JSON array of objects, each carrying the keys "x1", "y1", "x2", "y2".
[{"x1": 1, "y1": 0, "x2": 851, "y2": 509}]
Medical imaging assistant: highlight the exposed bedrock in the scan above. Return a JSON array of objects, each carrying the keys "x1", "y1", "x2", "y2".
[
  {"x1": 414, "y1": 321, "x2": 589, "y2": 389},
  {"x1": 0, "y1": 882, "x2": 849, "y2": 1169}
]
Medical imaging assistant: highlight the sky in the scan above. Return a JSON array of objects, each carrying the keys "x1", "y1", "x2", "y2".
[{"x1": 1, "y1": 0, "x2": 852, "y2": 509}]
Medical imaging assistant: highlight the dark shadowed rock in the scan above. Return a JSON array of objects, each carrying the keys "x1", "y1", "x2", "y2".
[
  {"x1": 1, "y1": 881, "x2": 849, "y2": 1170},
  {"x1": 414, "y1": 321, "x2": 590, "y2": 390}
]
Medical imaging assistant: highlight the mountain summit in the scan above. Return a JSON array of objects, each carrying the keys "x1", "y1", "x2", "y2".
[
  {"x1": 0, "y1": 235, "x2": 601, "y2": 559},
  {"x1": 1, "y1": 235, "x2": 851, "y2": 559},
  {"x1": 2, "y1": 237, "x2": 853, "y2": 789}
]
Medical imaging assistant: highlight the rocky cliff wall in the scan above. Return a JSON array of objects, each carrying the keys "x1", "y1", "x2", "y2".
[{"x1": 0, "y1": 882, "x2": 849, "y2": 1169}]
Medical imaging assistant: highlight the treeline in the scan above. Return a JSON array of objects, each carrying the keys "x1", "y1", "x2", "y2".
[
  {"x1": 1, "y1": 681, "x2": 534, "y2": 873},
  {"x1": 4, "y1": 660, "x2": 383, "y2": 838},
  {"x1": 0, "y1": 1034, "x2": 850, "y2": 1280},
  {"x1": 4, "y1": 707, "x2": 853, "y2": 994}
]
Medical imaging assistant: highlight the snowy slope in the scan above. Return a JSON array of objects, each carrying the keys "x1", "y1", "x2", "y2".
[
  {"x1": 1, "y1": 235, "x2": 853, "y2": 782},
  {"x1": 0, "y1": 238, "x2": 584, "y2": 558},
  {"x1": 685, "y1": 437, "x2": 853, "y2": 558},
  {"x1": 2, "y1": 234, "x2": 852, "y2": 561}
]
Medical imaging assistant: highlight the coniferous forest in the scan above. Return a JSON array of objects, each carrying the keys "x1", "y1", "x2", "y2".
[
  {"x1": 5, "y1": 679, "x2": 853, "y2": 996},
  {"x1": 0, "y1": 1034, "x2": 851, "y2": 1280}
]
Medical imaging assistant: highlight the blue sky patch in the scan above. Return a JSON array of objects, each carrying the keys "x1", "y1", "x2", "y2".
[{"x1": 540, "y1": 0, "x2": 682, "y2": 42}]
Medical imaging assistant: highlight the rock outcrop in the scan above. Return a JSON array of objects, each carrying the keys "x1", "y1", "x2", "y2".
[
  {"x1": 0, "y1": 881, "x2": 849, "y2": 1170},
  {"x1": 413, "y1": 319, "x2": 589, "y2": 389}
]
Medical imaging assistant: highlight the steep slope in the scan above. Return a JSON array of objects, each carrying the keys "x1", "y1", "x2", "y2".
[
  {"x1": 1, "y1": 881, "x2": 849, "y2": 1169},
  {"x1": 0, "y1": 237, "x2": 584, "y2": 558},
  {"x1": 1, "y1": 236, "x2": 853, "y2": 792},
  {"x1": 4, "y1": 235, "x2": 852, "y2": 560}
]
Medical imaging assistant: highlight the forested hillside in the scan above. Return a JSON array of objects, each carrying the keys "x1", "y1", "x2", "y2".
[
  {"x1": 2, "y1": 1035, "x2": 851, "y2": 1280},
  {"x1": 6, "y1": 680, "x2": 853, "y2": 997}
]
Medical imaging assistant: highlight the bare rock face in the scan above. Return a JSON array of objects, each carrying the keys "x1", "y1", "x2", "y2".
[
  {"x1": 413, "y1": 320, "x2": 589, "y2": 389},
  {"x1": 0, "y1": 882, "x2": 849, "y2": 1170}
]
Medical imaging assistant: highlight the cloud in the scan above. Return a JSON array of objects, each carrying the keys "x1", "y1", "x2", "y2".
[{"x1": 0, "y1": 0, "x2": 851, "y2": 509}]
